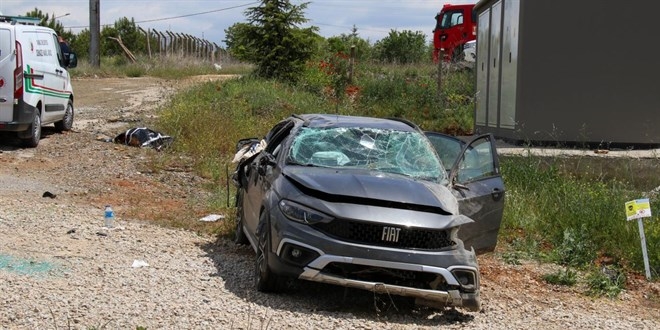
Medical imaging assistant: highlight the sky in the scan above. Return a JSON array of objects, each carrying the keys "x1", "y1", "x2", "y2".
[{"x1": 0, "y1": 0, "x2": 477, "y2": 47}]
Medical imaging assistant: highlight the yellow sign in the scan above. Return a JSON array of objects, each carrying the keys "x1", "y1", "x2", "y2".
[{"x1": 625, "y1": 198, "x2": 652, "y2": 221}]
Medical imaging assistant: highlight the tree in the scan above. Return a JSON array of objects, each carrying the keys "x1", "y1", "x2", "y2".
[
  {"x1": 101, "y1": 17, "x2": 145, "y2": 57},
  {"x1": 25, "y1": 8, "x2": 74, "y2": 43},
  {"x1": 238, "y1": 0, "x2": 319, "y2": 82},
  {"x1": 71, "y1": 29, "x2": 91, "y2": 59},
  {"x1": 324, "y1": 26, "x2": 372, "y2": 61},
  {"x1": 224, "y1": 23, "x2": 258, "y2": 62},
  {"x1": 373, "y1": 30, "x2": 428, "y2": 64}
]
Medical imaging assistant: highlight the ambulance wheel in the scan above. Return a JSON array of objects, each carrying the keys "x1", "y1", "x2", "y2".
[
  {"x1": 21, "y1": 112, "x2": 41, "y2": 148},
  {"x1": 55, "y1": 101, "x2": 74, "y2": 132}
]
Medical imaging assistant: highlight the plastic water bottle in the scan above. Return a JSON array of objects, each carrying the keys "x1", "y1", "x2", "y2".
[{"x1": 104, "y1": 205, "x2": 114, "y2": 228}]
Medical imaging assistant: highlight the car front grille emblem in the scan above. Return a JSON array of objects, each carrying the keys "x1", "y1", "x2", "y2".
[{"x1": 381, "y1": 226, "x2": 401, "y2": 243}]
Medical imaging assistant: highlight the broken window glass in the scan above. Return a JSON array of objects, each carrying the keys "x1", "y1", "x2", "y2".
[{"x1": 287, "y1": 126, "x2": 447, "y2": 182}]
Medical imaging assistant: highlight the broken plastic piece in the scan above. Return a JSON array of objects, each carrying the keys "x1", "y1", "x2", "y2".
[
  {"x1": 199, "y1": 214, "x2": 225, "y2": 222},
  {"x1": 131, "y1": 260, "x2": 149, "y2": 268}
]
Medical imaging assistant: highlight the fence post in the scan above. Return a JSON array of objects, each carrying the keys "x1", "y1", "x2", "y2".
[
  {"x1": 158, "y1": 31, "x2": 167, "y2": 57},
  {"x1": 166, "y1": 31, "x2": 174, "y2": 56},
  {"x1": 348, "y1": 45, "x2": 356, "y2": 83},
  {"x1": 138, "y1": 27, "x2": 151, "y2": 59},
  {"x1": 437, "y1": 49, "x2": 443, "y2": 108},
  {"x1": 213, "y1": 42, "x2": 220, "y2": 64}
]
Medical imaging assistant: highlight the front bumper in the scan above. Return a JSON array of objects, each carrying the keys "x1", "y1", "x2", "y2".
[{"x1": 273, "y1": 232, "x2": 481, "y2": 311}]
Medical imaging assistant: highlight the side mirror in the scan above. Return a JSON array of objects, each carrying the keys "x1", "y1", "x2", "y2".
[
  {"x1": 67, "y1": 52, "x2": 78, "y2": 69},
  {"x1": 257, "y1": 153, "x2": 276, "y2": 176}
]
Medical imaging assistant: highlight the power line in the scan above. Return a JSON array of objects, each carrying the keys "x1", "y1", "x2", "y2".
[{"x1": 65, "y1": 1, "x2": 259, "y2": 29}]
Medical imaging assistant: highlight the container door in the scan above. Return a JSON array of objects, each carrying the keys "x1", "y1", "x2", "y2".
[
  {"x1": 500, "y1": 0, "x2": 520, "y2": 129},
  {"x1": 487, "y1": 1, "x2": 502, "y2": 128},
  {"x1": 0, "y1": 27, "x2": 14, "y2": 123},
  {"x1": 475, "y1": 9, "x2": 490, "y2": 127}
]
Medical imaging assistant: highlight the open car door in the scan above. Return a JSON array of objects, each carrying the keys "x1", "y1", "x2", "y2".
[{"x1": 425, "y1": 132, "x2": 505, "y2": 254}]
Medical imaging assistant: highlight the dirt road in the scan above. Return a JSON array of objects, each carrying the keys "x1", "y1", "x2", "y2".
[{"x1": 0, "y1": 76, "x2": 658, "y2": 329}]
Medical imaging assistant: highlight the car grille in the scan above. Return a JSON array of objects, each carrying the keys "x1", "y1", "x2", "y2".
[
  {"x1": 322, "y1": 262, "x2": 447, "y2": 290},
  {"x1": 312, "y1": 220, "x2": 456, "y2": 250}
]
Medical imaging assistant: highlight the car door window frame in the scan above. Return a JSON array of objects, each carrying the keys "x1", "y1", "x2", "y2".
[
  {"x1": 425, "y1": 132, "x2": 500, "y2": 187},
  {"x1": 449, "y1": 134, "x2": 500, "y2": 186}
]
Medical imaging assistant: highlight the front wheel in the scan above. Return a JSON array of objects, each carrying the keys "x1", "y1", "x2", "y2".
[
  {"x1": 255, "y1": 212, "x2": 284, "y2": 292},
  {"x1": 55, "y1": 100, "x2": 74, "y2": 132}
]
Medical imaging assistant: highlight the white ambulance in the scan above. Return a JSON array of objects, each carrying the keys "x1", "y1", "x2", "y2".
[{"x1": 0, "y1": 15, "x2": 78, "y2": 147}]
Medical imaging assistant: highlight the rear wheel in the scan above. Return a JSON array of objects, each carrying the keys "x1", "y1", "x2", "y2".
[
  {"x1": 55, "y1": 100, "x2": 74, "y2": 132},
  {"x1": 255, "y1": 212, "x2": 284, "y2": 292},
  {"x1": 20, "y1": 112, "x2": 41, "y2": 148}
]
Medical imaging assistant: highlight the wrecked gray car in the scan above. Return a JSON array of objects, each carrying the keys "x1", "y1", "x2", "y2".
[{"x1": 232, "y1": 114, "x2": 502, "y2": 311}]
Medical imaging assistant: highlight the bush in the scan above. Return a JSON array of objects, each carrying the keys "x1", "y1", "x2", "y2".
[
  {"x1": 542, "y1": 268, "x2": 578, "y2": 286},
  {"x1": 586, "y1": 266, "x2": 626, "y2": 298}
]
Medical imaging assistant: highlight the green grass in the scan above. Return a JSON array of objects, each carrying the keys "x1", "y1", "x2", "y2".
[
  {"x1": 542, "y1": 268, "x2": 578, "y2": 286},
  {"x1": 500, "y1": 155, "x2": 660, "y2": 280}
]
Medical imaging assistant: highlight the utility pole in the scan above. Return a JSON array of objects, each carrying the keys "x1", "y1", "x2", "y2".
[{"x1": 89, "y1": 0, "x2": 100, "y2": 67}]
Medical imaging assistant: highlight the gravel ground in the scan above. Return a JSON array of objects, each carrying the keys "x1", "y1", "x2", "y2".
[{"x1": 0, "y1": 76, "x2": 658, "y2": 329}]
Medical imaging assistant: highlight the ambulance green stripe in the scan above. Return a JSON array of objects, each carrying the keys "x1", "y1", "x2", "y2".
[{"x1": 24, "y1": 66, "x2": 70, "y2": 99}]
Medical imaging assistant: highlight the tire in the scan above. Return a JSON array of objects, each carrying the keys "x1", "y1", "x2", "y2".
[
  {"x1": 55, "y1": 100, "x2": 74, "y2": 132},
  {"x1": 234, "y1": 190, "x2": 249, "y2": 245},
  {"x1": 20, "y1": 112, "x2": 41, "y2": 148},
  {"x1": 255, "y1": 212, "x2": 284, "y2": 293}
]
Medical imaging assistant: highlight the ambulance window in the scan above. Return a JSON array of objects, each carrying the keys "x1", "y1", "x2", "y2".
[
  {"x1": 0, "y1": 29, "x2": 10, "y2": 61},
  {"x1": 52, "y1": 34, "x2": 65, "y2": 66}
]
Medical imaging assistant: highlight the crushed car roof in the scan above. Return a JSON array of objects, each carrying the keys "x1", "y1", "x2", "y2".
[{"x1": 295, "y1": 114, "x2": 418, "y2": 131}]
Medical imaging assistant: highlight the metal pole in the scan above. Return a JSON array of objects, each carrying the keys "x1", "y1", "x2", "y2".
[
  {"x1": 138, "y1": 27, "x2": 152, "y2": 59},
  {"x1": 158, "y1": 31, "x2": 167, "y2": 56},
  {"x1": 437, "y1": 48, "x2": 443, "y2": 107},
  {"x1": 637, "y1": 218, "x2": 652, "y2": 279},
  {"x1": 348, "y1": 45, "x2": 355, "y2": 83},
  {"x1": 166, "y1": 31, "x2": 175, "y2": 55}
]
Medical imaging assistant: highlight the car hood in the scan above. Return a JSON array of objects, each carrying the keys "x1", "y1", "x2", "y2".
[{"x1": 283, "y1": 166, "x2": 459, "y2": 215}]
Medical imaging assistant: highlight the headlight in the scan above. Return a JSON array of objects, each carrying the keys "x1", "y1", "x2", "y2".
[{"x1": 279, "y1": 200, "x2": 332, "y2": 224}]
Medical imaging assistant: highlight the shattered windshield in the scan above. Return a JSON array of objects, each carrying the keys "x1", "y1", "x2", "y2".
[{"x1": 287, "y1": 126, "x2": 447, "y2": 182}]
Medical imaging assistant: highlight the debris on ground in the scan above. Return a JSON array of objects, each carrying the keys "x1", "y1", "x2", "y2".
[
  {"x1": 42, "y1": 191, "x2": 56, "y2": 198},
  {"x1": 131, "y1": 260, "x2": 149, "y2": 268},
  {"x1": 198, "y1": 214, "x2": 225, "y2": 222},
  {"x1": 113, "y1": 127, "x2": 173, "y2": 151}
]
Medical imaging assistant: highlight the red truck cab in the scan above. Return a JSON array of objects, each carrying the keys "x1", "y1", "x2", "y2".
[{"x1": 433, "y1": 3, "x2": 477, "y2": 62}]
